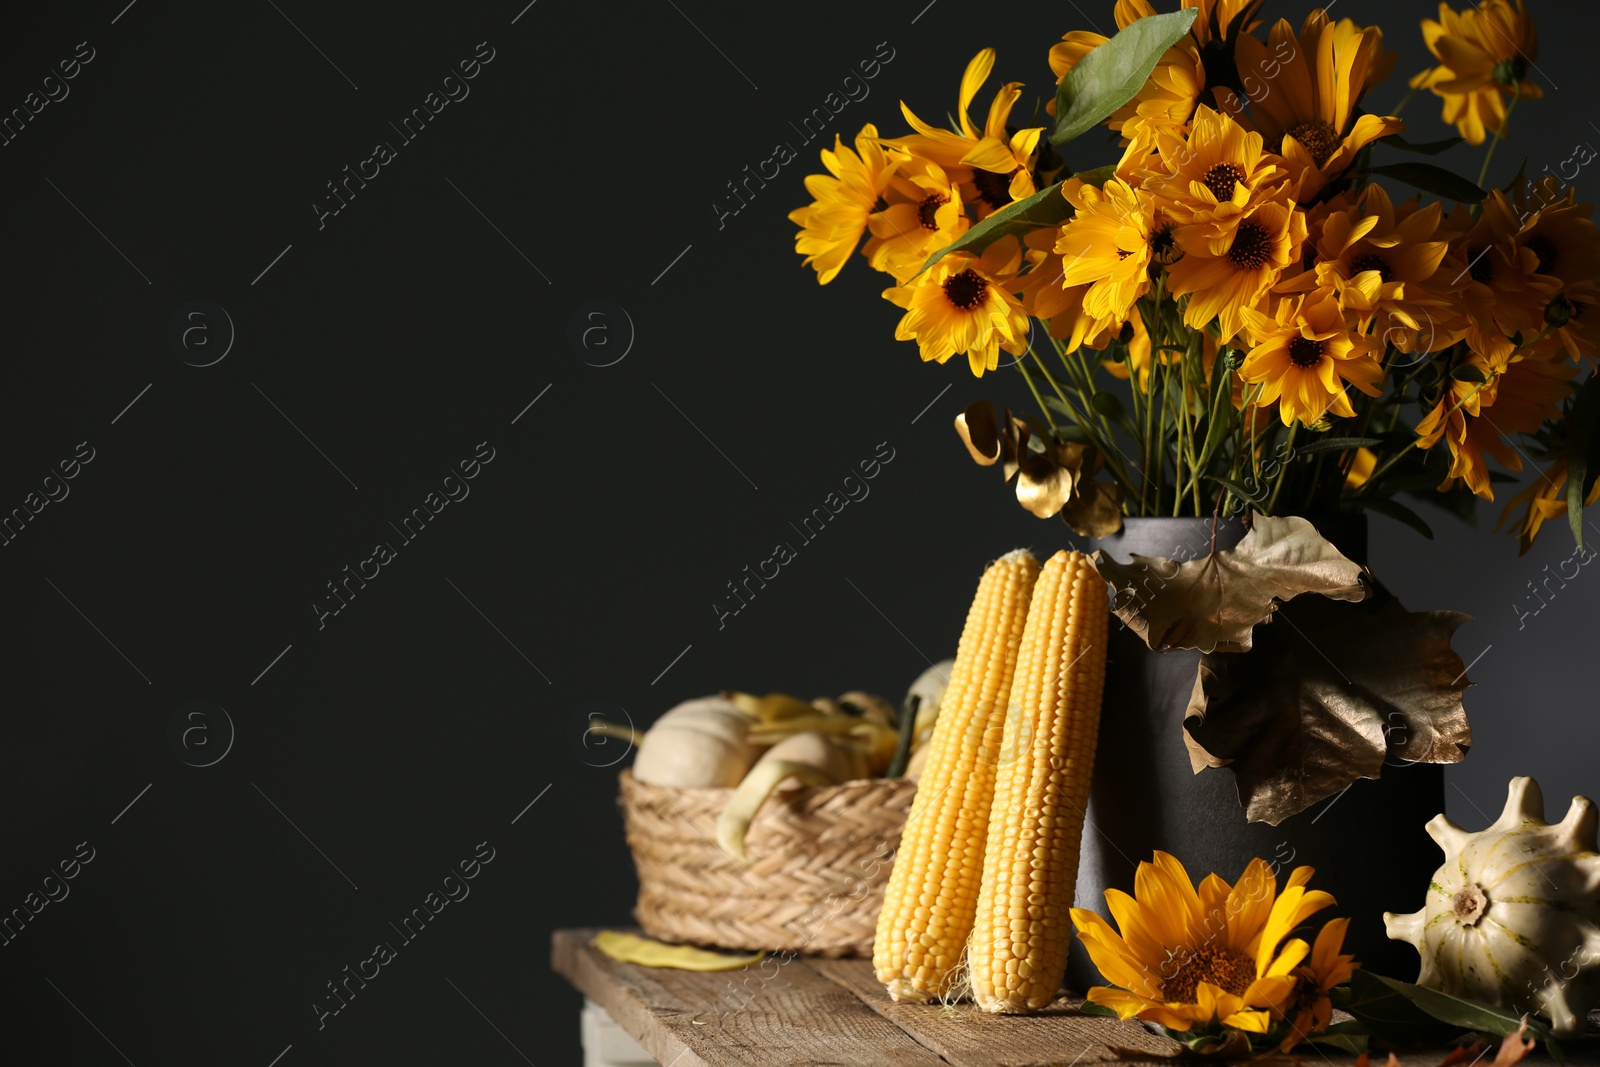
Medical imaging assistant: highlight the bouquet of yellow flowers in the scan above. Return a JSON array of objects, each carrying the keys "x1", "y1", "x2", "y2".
[{"x1": 790, "y1": 0, "x2": 1598, "y2": 551}]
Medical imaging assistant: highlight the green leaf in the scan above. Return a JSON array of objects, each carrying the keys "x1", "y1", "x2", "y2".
[
  {"x1": 1340, "y1": 970, "x2": 1558, "y2": 1052},
  {"x1": 1564, "y1": 373, "x2": 1600, "y2": 548},
  {"x1": 1303, "y1": 1024, "x2": 1369, "y2": 1056},
  {"x1": 1365, "y1": 163, "x2": 1488, "y2": 203},
  {"x1": 1091, "y1": 390, "x2": 1140, "y2": 438},
  {"x1": 1451, "y1": 364, "x2": 1489, "y2": 383},
  {"x1": 1377, "y1": 133, "x2": 1464, "y2": 156},
  {"x1": 1196, "y1": 356, "x2": 1236, "y2": 470},
  {"x1": 1075, "y1": 999, "x2": 1119, "y2": 1018},
  {"x1": 1075, "y1": 164, "x2": 1118, "y2": 188},
  {"x1": 914, "y1": 181, "x2": 1069, "y2": 277},
  {"x1": 1051, "y1": 9, "x2": 1198, "y2": 145},
  {"x1": 1361, "y1": 496, "x2": 1435, "y2": 539},
  {"x1": 1296, "y1": 436, "x2": 1383, "y2": 455},
  {"x1": 1205, "y1": 474, "x2": 1266, "y2": 511}
]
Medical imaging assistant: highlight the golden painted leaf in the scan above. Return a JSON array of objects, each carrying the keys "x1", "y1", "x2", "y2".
[
  {"x1": 1183, "y1": 588, "x2": 1473, "y2": 825},
  {"x1": 592, "y1": 931, "x2": 765, "y2": 971},
  {"x1": 1061, "y1": 477, "x2": 1125, "y2": 537},
  {"x1": 1093, "y1": 515, "x2": 1369, "y2": 653}
]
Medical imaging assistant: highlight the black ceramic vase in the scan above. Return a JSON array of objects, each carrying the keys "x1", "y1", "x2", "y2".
[{"x1": 1065, "y1": 515, "x2": 1442, "y2": 992}]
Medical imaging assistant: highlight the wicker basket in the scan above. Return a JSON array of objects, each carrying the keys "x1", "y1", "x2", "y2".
[{"x1": 618, "y1": 768, "x2": 917, "y2": 957}]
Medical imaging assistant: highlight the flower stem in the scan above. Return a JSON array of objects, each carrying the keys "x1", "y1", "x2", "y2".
[{"x1": 1477, "y1": 91, "x2": 1520, "y2": 190}]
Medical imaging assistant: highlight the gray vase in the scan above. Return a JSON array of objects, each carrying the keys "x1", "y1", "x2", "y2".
[{"x1": 1066, "y1": 515, "x2": 1441, "y2": 992}]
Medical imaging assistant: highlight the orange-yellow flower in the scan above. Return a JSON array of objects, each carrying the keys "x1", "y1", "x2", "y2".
[
  {"x1": 882, "y1": 237, "x2": 1030, "y2": 377},
  {"x1": 1239, "y1": 289, "x2": 1383, "y2": 427},
  {"x1": 1140, "y1": 106, "x2": 1287, "y2": 236},
  {"x1": 1415, "y1": 350, "x2": 1574, "y2": 499},
  {"x1": 1282, "y1": 185, "x2": 1453, "y2": 353},
  {"x1": 1168, "y1": 196, "x2": 1307, "y2": 343},
  {"x1": 1230, "y1": 11, "x2": 1401, "y2": 199},
  {"x1": 1277, "y1": 917, "x2": 1359, "y2": 1052},
  {"x1": 1070, "y1": 851, "x2": 1333, "y2": 1035},
  {"x1": 1056, "y1": 178, "x2": 1157, "y2": 322},
  {"x1": 1442, "y1": 192, "x2": 1561, "y2": 346},
  {"x1": 789, "y1": 124, "x2": 906, "y2": 285},
  {"x1": 1411, "y1": 0, "x2": 1541, "y2": 145},
  {"x1": 1498, "y1": 457, "x2": 1600, "y2": 554},
  {"x1": 865, "y1": 161, "x2": 969, "y2": 283},
  {"x1": 889, "y1": 49, "x2": 1042, "y2": 218}
]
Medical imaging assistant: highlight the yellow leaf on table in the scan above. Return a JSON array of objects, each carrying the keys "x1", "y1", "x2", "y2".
[{"x1": 592, "y1": 931, "x2": 764, "y2": 971}]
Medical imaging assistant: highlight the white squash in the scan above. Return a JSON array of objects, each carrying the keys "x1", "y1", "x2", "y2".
[
  {"x1": 904, "y1": 658, "x2": 955, "y2": 749},
  {"x1": 631, "y1": 696, "x2": 759, "y2": 789},
  {"x1": 1385, "y1": 776, "x2": 1600, "y2": 1038},
  {"x1": 715, "y1": 731, "x2": 866, "y2": 859}
]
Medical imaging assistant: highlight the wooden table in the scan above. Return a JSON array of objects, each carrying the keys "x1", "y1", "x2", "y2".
[{"x1": 553, "y1": 929, "x2": 1600, "y2": 1067}]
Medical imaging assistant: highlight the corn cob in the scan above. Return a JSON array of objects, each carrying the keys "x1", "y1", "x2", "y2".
[
  {"x1": 970, "y1": 550, "x2": 1108, "y2": 1013},
  {"x1": 873, "y1": 549, "x2": 1040, "y2": 1003}
]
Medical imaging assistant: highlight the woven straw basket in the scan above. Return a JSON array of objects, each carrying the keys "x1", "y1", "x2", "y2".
[{"x1": 618, "y1": 768, "x2": 917, "y2": 957}]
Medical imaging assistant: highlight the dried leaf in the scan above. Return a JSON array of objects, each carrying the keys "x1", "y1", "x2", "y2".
[
  {"x1": 1063, "y1": 477, "x2": 1126, "y2": 537},
  {"x1": 955, "y1": 400, "x2": 1003, "y2": 466},
  {"x1": 592, "y1": 930, "x2": 765, "y2": 971},
  {"x1": 1094, "y1": 515, "x2": 1369, "y2": 653},
  {"x1": 1184, "y1": 587, "x2": 1473, "y2": 825},
  {"x1": 953, "y1": 399, "x2": 1117, "y2": 525},
  {"x1": 1492, "y1": 1017, "x2": 1537, "y2": 1066}
]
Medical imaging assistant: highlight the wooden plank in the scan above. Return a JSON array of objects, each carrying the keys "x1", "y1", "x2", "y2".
[
  {"x1": 551, "y1": 929, "x2": 951, "y2": 1067},
  {"x1": 812, "y1": 959, "x2": 1600, "y2": 1067},
  {"x1": 808, "y1": 957, "x2": 1185, "y2": 1067}
]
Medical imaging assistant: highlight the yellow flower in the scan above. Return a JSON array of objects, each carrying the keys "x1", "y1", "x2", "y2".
[
  {"x1": 1277, "y1": 917, "x2": 1359, "y2": 1052},
  {"x1": 789, "y1": 124, "x2": 907, "y2": 285},
  {"x1": 1231, "y1": 12, "x2": 1401, "y2": 200},
  {"x1": 1498, "y1": 456, "x2": 1600, "y2": 554},
  {"x1": 1415, "y1": 350, "x2": 1574, "y2": 499},
  {"x1": 1239, "y1": 289, "x2": 1383, "y2": 427},
  {"x1": 1017, "y1": 235, "x2": 1118, "y2": 351},
  {"x1": 1140, "y1": 106, "x2": 1287, "y2": 236},
  {"x1": 865, "y1": 160, "x2": 969, "y2": 283},
  {"x1": 883, "y1": 237, "x2": 1029, "y2": 377},
  {"x1": 1050, "y1": 1, "x2": 1206, "y2": 169},
  {"x1": 1344, "y1": 446, "x2": 1378, "y2": 488},
  {"x1": 1443, "y1": 193, "x2": 1561, "y2": 345},
  {"x1": 1513, "y1": 177, "x2": 1600, "y2": 292},
  {"x1": 1184, "y1": 0, "x2": 1265, "y2": 47},
  {"x1": 1283, "y1": 186, "x2": 1453, "y2": 351},
  {"x1": 1070, "y1": 851, "x2": 1332, "y2": 1035},
  {"x1": 1411, "y1": 0, "x2": 1541, "y2": 145},
  {"x1": 1056, "y1": 178, "x2": 1156, "y2": 322},
  {"x1": 1168, "y1": 195, "x2": 1307, "y2": 344},
  {"x1": 890, "y1": 49, "x2": 1043, "y2": 218}
]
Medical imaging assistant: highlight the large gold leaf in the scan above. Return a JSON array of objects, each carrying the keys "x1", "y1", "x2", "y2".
[
  {"x1": 1183, "y1": 588, "x2": 1474, "y2": 825},
  {"x1": 1093, "y1": 515, "x2": 1369, "y2": 653}
]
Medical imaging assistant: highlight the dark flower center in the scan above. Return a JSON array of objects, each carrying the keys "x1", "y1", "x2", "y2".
[
  {"x1": 1151, "y1": 225, "x2": 1178, "y2": 263},
  {"x1": 1288, "y1": 337, "x2": 1325, "y2": 368},
  {"x1": 1527, "y1": 234, "x2": 1558, "y2": 274},
  {"x1": 1469, "y1": 247, "x2": 1494, "y2": 284},
  {"x1": 971, "y1": 167, "x2": 1016, "y2": 211},
  {"x1": 1202, "y1": 163, "x2": 1247, "y2": 202},
  {"x1": 1285, "y1": 119, "x2": 1341, "y2": 167},
  {"x1": 1228, "y1": 222, "x2": 1273, "y2": 270},
  {"x1": 1351, "y1": 253, "x2": 1393, "y2": 282},
  {"x1": 1162, "y1": 946, "x2": 1258, "y2": 1003},
  {"x1": 871, "y1": 195, "x2": 888, "y2": 213},
  {"x1": 943, "y1": 269, "x2": 988, "y2": 310},
  {"x1": 917, "y1": 193, "x2": 949, "y2": 230}
]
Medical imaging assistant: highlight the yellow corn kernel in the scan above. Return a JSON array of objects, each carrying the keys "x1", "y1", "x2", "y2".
[
  {"x1": 970, "y1": 550, "x2": 1108, "y2": 1013},
  {"x1": 873, "y1": 549, "x2": 1040, "y2": 1003}
]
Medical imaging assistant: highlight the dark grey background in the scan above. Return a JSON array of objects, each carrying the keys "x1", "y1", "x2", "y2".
[{"x1": 0, "y1": 0, "x2": 1594, "y2": 1063}]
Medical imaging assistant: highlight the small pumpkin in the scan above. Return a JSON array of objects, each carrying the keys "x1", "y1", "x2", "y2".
[
  {"x1": 715, "y1": 730, "x2": 868, "y2": 859},
  {"x1": 631, "y1": 696, "x2": 759, "y2": 789},
  {"x1": 1384, "y1": 776, "x2": 1600, "y2": 1038}
]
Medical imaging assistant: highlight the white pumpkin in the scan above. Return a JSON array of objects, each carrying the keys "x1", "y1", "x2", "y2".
[
  {"x1": 1385, "y1": 776, "x2": 1600, "y2": 1038},
  {"x1": 715, "y1": 731, "x2": 867, "y2": 859},
  {"x1": 631, "y1": 696, "x2": 759, "y2": 789},
  {"x1": 904, "y1": 659, "x2": 955, "y2": 747}
]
